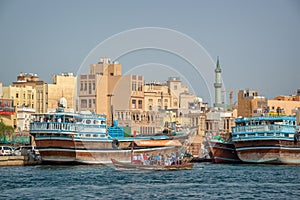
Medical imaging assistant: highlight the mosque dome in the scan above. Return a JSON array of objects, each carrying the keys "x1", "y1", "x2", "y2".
[{"x1": 58, "y1": 97, "x2": 67, "y2": 108}]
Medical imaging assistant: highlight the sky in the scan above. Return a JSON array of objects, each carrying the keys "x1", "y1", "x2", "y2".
[{"x1": 0, "y1": 0, "x2": 299, "y2": 106}]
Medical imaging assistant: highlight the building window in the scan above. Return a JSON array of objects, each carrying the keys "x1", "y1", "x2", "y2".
[
  {"x1": 80, "y1": 82, "x2": 83, "y2": 91},
  {"x1": 164, "y1": 99, "x2": 168, "y2": 102},
  {"x1": 132, "y1": 100, "x2": 136, "y2": 109},
  {"x1": 32, "y1": 94, "x2": 34, "y2": 99},
  {"x1": 149, "y1": 99, "x2": 153, "y2": 102},
  {"x1": 174, "y1": 85, "x2": 177, "y2": 90},
  {"x1": 164, "y1": 106, "x2": 168, "y2": 110},
  {"x1": 84, "y1": 82, "x2": 87, "y2": 91},
  {"x1": 158, "y1": 99, "x2": 161, "y2": 103},
  {"x1": 138, "y1": 82, "x2": 142, "y2": 91},
  {"x1": 149, "y1": 105, "x2": 152, "y2": 110},
  {"x1": 89, "y1": 83, "x2": 92, "y2": 94},
  {"x1": 16, "y1": 93, "x2": 19, "y2": 98},
  {"x1": 174, "y1": 102, "x2": 177, "y2": 106},
  {"x1": 93, "y1": 99, "x2": 95, "y2": 105},
  {"x1": 89, "y1": 99, "x2": 92, "y2": 108},
  {"x1": 132, "y1": 82, "x2": 136, "y2": 91},
  {"x1": 81, "y1": 99, "x2": 87, "y2": 108},
  {"x1": 93, "y1": 82, "x2": 95, "y2": 90},
  {"x1": 138, "y1": 100, "x2": 142, "y2": 109}
]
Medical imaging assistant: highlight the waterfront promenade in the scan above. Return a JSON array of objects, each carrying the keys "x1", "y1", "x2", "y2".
[{"x1": 0, "y1": 155, "x2": 41, "y2": 167}]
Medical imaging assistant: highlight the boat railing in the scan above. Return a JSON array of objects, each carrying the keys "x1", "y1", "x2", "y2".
[
  {"x1": 30, "y1": 122, "x2": 105, "y2": 133},
  {"x1": 232, "y1": 124, "x2": 296, "y2": 135},
  {"x1": 235, "y1": 115, "x2": 295, "y2": 123}
]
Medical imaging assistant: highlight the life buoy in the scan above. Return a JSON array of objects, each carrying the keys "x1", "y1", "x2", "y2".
[{"x1": 112, "y1": 139, "x2": 119, "y2": 149}]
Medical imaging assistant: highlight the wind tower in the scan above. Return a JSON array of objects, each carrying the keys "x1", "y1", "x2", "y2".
[{"x1": 214, "y1": 57, "x2": 222, "y2": 108}]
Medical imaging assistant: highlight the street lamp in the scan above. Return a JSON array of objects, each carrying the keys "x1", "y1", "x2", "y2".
[{"x1": 107, "y1": 94, "x2": 114, "y2": 126}]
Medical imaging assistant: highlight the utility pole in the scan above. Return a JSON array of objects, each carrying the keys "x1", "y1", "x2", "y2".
[{"x1": 107, "y1": 94, "x2": 114, "y2": 126}]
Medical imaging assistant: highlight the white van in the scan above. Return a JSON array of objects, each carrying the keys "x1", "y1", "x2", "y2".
[{"x1": 0, "y1": 146, "x2": 14, "y2": 156}]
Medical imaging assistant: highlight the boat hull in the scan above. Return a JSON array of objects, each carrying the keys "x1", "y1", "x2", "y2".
[
  {"x1": 208, "y1": 139, "x2": 241, "y2": 163},
  {"x1": 234, "y1": 139, "x2": 300, "y2": 165},
  {"x1": 34, "y1": 135, "x2": 181, "y2": 165}
]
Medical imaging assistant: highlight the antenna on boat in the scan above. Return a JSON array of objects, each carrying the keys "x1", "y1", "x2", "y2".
[{"x1": 107, "y1": 94, "x2": 114, "y2": 126}]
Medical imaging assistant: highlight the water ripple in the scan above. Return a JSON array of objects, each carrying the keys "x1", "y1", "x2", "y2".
[{"x1": 0, "y1": 163, "x2": 299, "y2": 199}]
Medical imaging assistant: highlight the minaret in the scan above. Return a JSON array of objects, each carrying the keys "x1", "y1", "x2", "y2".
[{"x1": 214, "y1": 57, "x2": 222, "y2": 107}]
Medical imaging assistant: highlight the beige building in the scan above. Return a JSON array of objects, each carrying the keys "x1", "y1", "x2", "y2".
[
  {"x1": 268, "y1": 99, "x2": 300, "y2": 116},
  {"x1": 238, "y1": 89, "x2": 300, "y2": 117},
  {"x1": 78, "y1": 58, "x2": 122, "y2": 120},
  {"x1": 113, "y1": 75, "x2": 202, "y2": 135},
  {"x1": 0, "y1": 81, "x2": 2, "y2": 97},
  {"x1": 113, "y1": 75, "x2": 162, "y2": 135},
  {"x1": 12, "y1": 72, "x2": 47, "y2": 113},
  {"x1": 2, "y1": 85, "x2": 36, "y2": 110},
  {"x1": 47, "y1": 72, "x2": 77, "y2": 111},
  {"x1": 237, "y1": 89, "x2": 267, "y2": 117},
  {"x1": 78, "y1": 59, "x2": 206, "y2": 136},
  {"x1": 2, "y1": 85, "x2": 36, "y2": 128},
  {"x1": 167, "y1": 77, "x2": 188, "y2": 100},
  {"x1": 143, "y1": 82, "x2": 173, "y2": 111},
  {"x1": 188, "y1": 111, "x2": 206, "y2": 157}
]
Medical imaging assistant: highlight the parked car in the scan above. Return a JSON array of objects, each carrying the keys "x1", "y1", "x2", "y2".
[
  {"x1": 0, "y1": 146, "x2": 14, "y2": 156},
  {"x1": 14, "y1": 146, "x2": 38, "y2": 156},
  {"x1": 13, "y1": 146, "x2": 41, "y2": 160}
]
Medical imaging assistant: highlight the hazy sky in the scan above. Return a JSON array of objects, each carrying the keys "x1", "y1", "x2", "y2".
[{"x1": 0, "y1": 0, "x2": 299, "y2": 105}]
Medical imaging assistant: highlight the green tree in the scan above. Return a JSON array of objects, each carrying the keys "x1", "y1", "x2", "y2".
[{"x1": 0, "y1": 117, "x2": 14, "y2": 142}]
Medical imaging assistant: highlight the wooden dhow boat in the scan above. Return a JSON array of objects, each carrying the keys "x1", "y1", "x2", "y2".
[
  {"x1": 232, "y1": 115, "x2": 300, "y2": 165},
  {"x1": 208, "y1": 135, "x2": 241, "y2": 164},
  {"x1": 30, "y1": 107, "x2": 192, "y2": 165}
]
